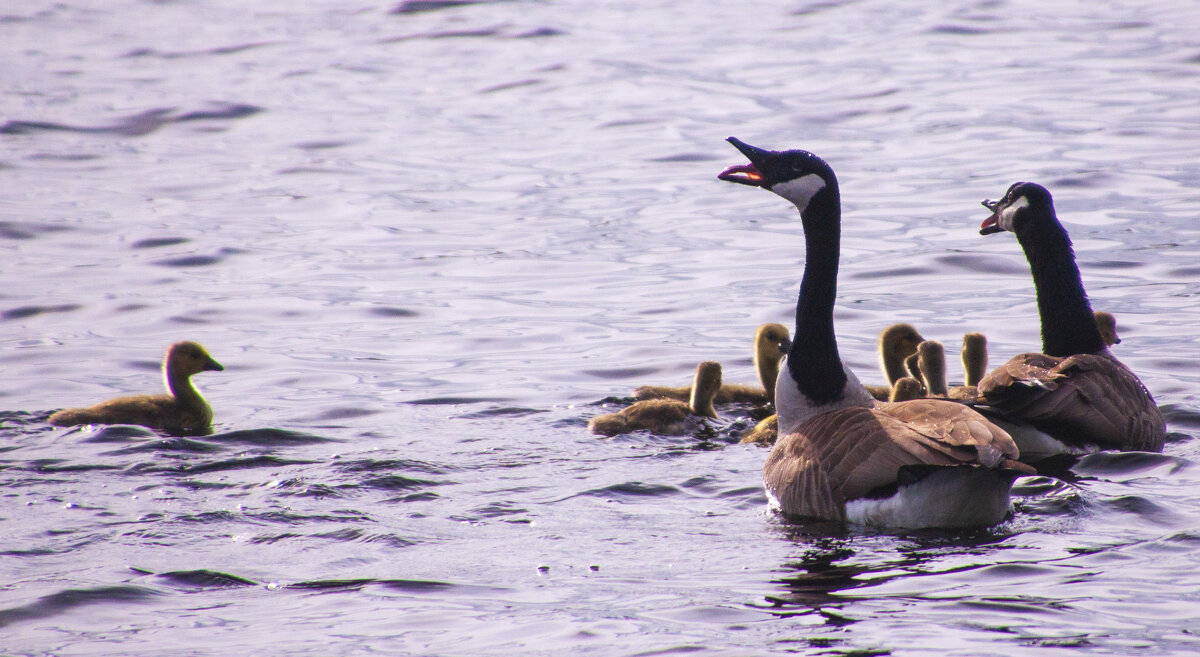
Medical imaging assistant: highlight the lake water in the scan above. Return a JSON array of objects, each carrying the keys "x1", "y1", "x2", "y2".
[{"x1": 3, "y1": 0, "x2": 1200, "y2": 654}]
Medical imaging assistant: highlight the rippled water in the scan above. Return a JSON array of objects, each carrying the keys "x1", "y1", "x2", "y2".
[{"x1": 3, "y1": 0, "x2": 1200, "y2": 654}]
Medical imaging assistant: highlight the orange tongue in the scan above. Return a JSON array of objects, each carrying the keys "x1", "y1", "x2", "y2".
[{"x1": 717, "y1": 163, "x2": 763, "y2": 185}]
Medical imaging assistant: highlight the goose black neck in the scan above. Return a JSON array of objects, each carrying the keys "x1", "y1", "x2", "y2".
[
  {"x1": 1015, "y1": 208, "x2": 1106, "y2": 357},
  {"x1": 788, "y1": 185, "x2": 847, "y2": 402}
]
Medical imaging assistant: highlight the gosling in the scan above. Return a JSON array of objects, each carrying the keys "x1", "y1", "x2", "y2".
[
  {"x1": 634, "y1": 323, "x2": 789, "y2": 405},
  {"x1": 48, "y1": 341, "x2": 224, "y2": 432},
  {"x1": 592, "y1": 361, "x2": 721, "y2": 436}
]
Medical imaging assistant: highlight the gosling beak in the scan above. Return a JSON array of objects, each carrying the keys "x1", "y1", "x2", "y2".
[
  {"x1": 778, "y1": 337, "x2": 793, "y2": 356},
  {"x1": 205, "y1": 358, "x2": 225, "y2": 372}
]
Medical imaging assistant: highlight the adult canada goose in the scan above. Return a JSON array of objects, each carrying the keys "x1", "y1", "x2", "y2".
[
  {"x1": 633, "y1": 323, "x2": 791, "y2": 405},
  {"x1": 48, "y1": 341, "x2": 224, "y2": 433},
  {"x1": 590, "y1": 361, "x2": 722, "y2": 436},
  {"x1": 1094, "y1": 310, "x2": 1121, "y2": 346},
  {"x1": 720, "y1": 138, "x2": 1027, "y2": 528},
  {"x1": 976, "y1": 182, "x2": 1165, "y2": 453},
  {"x1": 863, "y1": 323, "x2": 926, "y2": 401}
]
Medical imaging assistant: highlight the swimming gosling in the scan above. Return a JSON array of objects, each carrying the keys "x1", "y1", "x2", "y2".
[
  {"x1": 48, "y1": 341, "x2": 224, "y2": 432},
  {"x1": 634, "y1": 324, "x2": 790, "y2": 405},
  {"x1": 592, "y1": 361, "x2": 721, "y2": 436}
]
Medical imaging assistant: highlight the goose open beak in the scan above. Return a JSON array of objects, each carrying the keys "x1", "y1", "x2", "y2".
[
  {"x1": 718, "y1": 137, "x2": 770, "y2": 186},
  {"x1": 980, "y1": 198, "x2": 1004, "y2": 235}
]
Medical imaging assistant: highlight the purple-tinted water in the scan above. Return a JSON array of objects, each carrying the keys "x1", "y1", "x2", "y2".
[{"x1": 3, "y1": 0, "x2": 1200, "y2": 654}]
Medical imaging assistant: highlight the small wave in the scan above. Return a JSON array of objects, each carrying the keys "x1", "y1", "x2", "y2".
[
  {"x1": 0, "y1": 103, "x2": 262, "y2": 138},
  {"x1": 577, "y1": 481, "x2": 682, "y2": 499},
  {"x1": 1096, "y1": 494, "x2": 1180, "y2": 524},
  {"x1": 848, "y1": 265, "x2": 936, "y2": 280},
  {"x1": 131, "y1": 237, "x2": 190, "y2": 249},
  {"x1": 0, "y1": 585, "x2": 162, "y2": 629},
  {"x1": 367, "y1": 306, "x2": 419, "y2": 318},
  {"x1": 1, "y1": 304, "x2": 80, "y2": 321},
  {"x1": 937, "y1": 253, "x2": 1029, "y2": 274},
  {"x1": 359, "y1": 474, "x2": 446, "y2": 491},
  {"x1": 0, "y1": 221, "x2": 72, "y2": 240},
  {"x1": 929, "y1": 24, "x2": 991, "y2": 35},
  {"x1": 209, "y1": 428, "x2": 340, "y2": 446},
  {"x1": 405, "y1": 395, "x2": 511, "y2": 405},
  {"x1": 335, "y1": 457, "x2": 456, "y2": 475},
  {"x1": 101, "y1": 435, "x2": 225, "y2": 455},
  {"x1": 153, "y1": 248, "x2": 245, "y2": 268},
  {"x1": 456, "y1": 406, "x2": 546, "y2": 419},
  {"x1": 121, "y1": 43, "x2": 270, "y2": 60},
  {"x1": 165, "y1": 455, "x2": 319, "y2": 476},
  {"x1": 1069, "y1": 450, "x2": 1192, "y2": 480},
  {"x1": 390, "y1": 0, "x2": 495, "y2": 15},
  {"x1": 1161, "y1": 404, "x2": 1200, "y2": 429},
  {"x1": 151, "y1": 569, "x2": 258, "y2": 590},
  {"x1": 582, "y1": 367, "x2": 658, "y2": 380}
]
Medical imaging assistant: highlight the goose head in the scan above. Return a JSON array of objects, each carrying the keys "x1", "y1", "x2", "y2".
[
  {"x1": 718, "y1": 137, "x2": 837, "y2": 215},
  {"x1": 166, "y1": 341, "x2": 224, "y2": 377},
  {"x1": 980, "y1": 182, "x2": 1054, "y2": 236}
]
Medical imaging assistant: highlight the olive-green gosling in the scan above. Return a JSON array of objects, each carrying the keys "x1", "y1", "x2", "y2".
[{"x1": 48, "y1": 341, "x2": 224, "y2": 432}]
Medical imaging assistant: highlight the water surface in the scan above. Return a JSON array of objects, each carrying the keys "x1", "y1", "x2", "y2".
[{"x1": 3, "y1": 1, "x2": 1200, "y2": 655}]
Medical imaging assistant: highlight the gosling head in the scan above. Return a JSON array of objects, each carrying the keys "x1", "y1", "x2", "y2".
[
  {"x1": 961, "y1": 332, "x2": 989, "y2": 386},
  {"x1": 889, "y1": 377, "x2": 925, "y2": 403},
  {"x1": 689, "y1": 360, "x2": 723, "y2": 419},
  {"x1": 879, "y1": 323, "x2": 925, "y2": 384},
  {"x1": 980, "y1": 181, "x2": 1054, "y2": 236},
  {"x1": 916, "y1": 340, "x2": 948, "y2": 397},
  {"x1": 1094, "y1": 311, "x2": 1121, "y2": 346},
  {"x1": 719, "y1": 137, "x2": 838, "y2": 214},
  {"x1": 754, "y1": 323, "x2": 792, "y2": 363},
  {"x1": 167, "y1": 341, "x2": 225, "y2": 376}
]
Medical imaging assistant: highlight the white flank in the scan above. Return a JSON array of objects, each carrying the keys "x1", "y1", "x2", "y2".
[
  {"x1": 845, "y1": 467, "x2": 1016, "y2": 529},
  {"x1": 987, "y1": 415, "x2": 1097, "y2": 462}
]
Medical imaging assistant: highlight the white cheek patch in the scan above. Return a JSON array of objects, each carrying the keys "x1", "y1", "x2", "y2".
[
  {"x1": 770, "y1": 173, "x2": 826, "y2": 213},
  {"x1": 998, "y1": 195, "x2": 1029, "y2": 232}
]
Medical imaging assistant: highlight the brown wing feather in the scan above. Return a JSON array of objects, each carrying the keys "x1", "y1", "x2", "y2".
[
  {"x1": 763, "y1": 403, "x2": 1017, "y2": 519},
  {"x1": 978, "y1": 352, "x2": 1165, "y2": 451}
]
